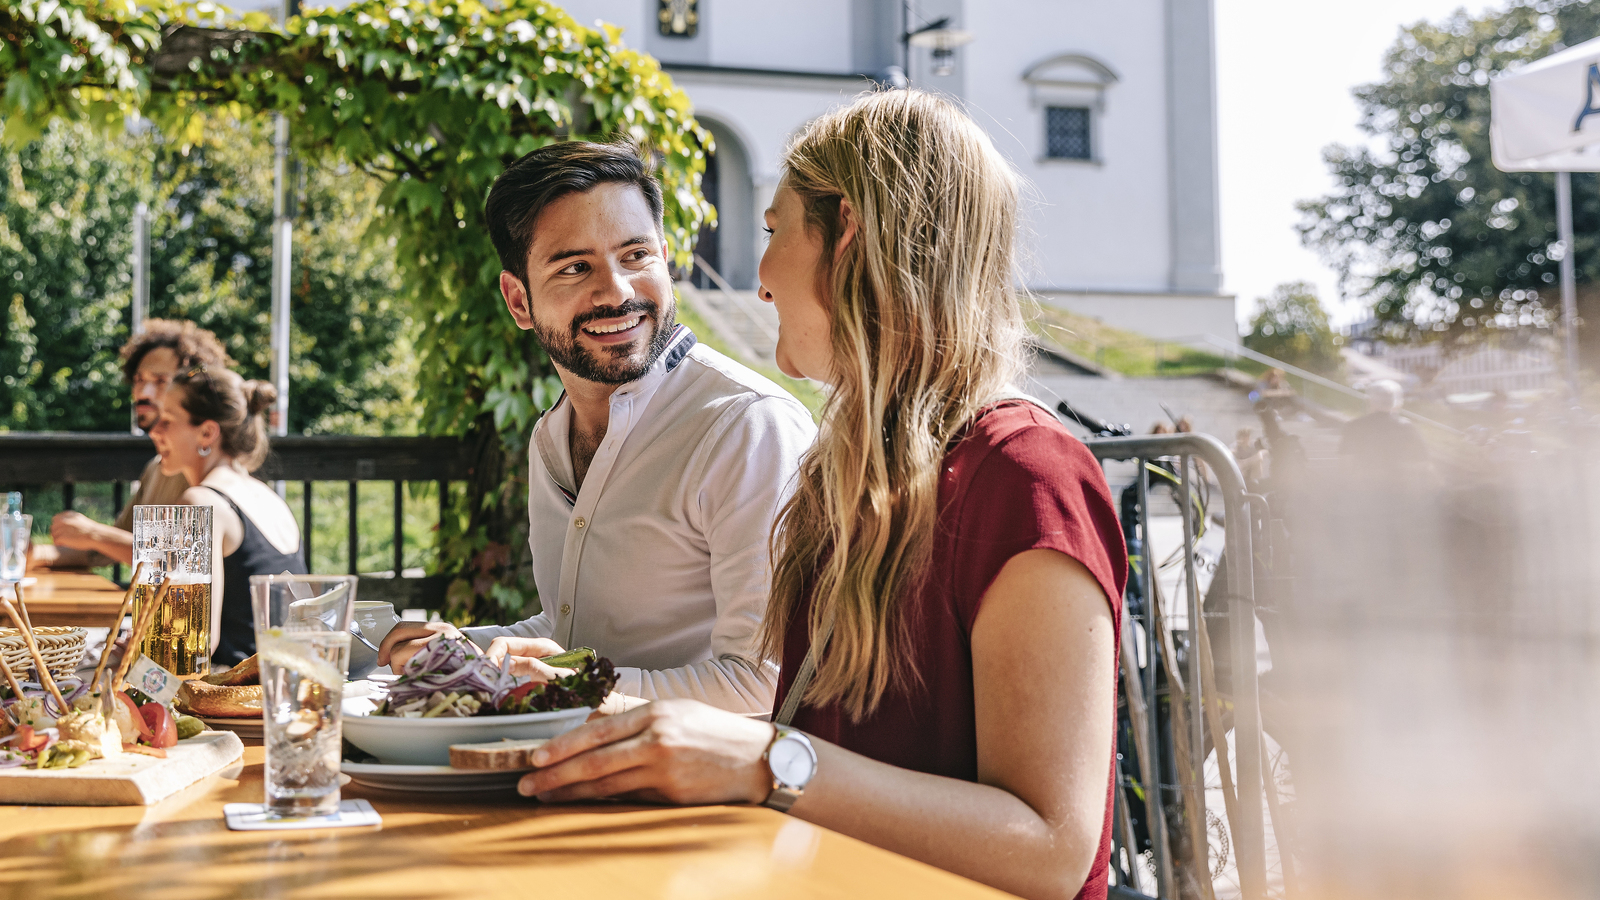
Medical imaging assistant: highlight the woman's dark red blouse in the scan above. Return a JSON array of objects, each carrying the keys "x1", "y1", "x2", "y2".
[{"x1": 772, "y1": 401, "x2": 1127, "y2": 900}]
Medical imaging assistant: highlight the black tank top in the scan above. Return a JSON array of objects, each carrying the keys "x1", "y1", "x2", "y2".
[{"x1": 200, "y1": 486, "x2": 307, "y2": 666}]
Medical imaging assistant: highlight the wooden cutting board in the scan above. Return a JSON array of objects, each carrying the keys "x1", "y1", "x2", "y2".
[{"x1": 0, "y1": 730, "x2": 245, "y2": 806}]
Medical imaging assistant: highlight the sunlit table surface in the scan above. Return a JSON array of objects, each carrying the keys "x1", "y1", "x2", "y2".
[
  {"x1": 11, "y1": 567, "x2": 126, "y2": 628},
  {"x1": 0, "y1": 744, "x2": 1012, "y2": 899}
]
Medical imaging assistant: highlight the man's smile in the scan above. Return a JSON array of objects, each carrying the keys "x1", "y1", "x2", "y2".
[{"x1": 580, "y1": 314, "x2": 646, "y2": 342}]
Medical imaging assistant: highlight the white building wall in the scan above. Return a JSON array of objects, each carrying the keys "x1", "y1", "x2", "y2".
[
  {"x1": 961, "y1": 0, "x2": 1175, "y2": 295},
  {"x1": 552, "y1": 0, "x2": 1234, "y2": 335}
]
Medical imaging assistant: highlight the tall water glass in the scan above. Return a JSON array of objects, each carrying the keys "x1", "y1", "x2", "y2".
[
  {"x1": 251, "y1": 574, "x2": 355, "y2": 818},
  {"x1": 131, "y1": 505, "x2": 213, "y2": 678},
  {"x1": 1, "y1": 514, "x2": 32, "y2": 583}
]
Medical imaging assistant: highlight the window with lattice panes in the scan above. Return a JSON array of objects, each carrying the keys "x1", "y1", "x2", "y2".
[{"x1": 1045, "y1": 106, "x2": 1092, "y2": 160}]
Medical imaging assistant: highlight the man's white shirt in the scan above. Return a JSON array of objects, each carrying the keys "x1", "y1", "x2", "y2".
[{"x1": 463, "y1": 327, "x2": 816, "y2": 714}]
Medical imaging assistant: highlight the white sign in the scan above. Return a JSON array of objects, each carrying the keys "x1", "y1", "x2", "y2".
[
  {"x1": 126, "y1": 655, "x2": 180, "y2": 706},
  {"x1": 1492, "y1": 34, "x2": 1600, "y2": 172}
]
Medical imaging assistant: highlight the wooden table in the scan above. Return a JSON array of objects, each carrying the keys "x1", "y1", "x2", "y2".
[
  {"x1": 13, "y1": 568, "x2": 125, "y2": 627},
  {"x1": 0, "y1": 746, "x2": 1011, "y2": 899}
]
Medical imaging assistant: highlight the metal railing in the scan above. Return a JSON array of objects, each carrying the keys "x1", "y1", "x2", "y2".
[
  {"x1": 1089, "y1": 432, "x2": 1275, "y2": 900},
  {"x1": 0, "y1": 433, "x2": 470, "y2": 608}
]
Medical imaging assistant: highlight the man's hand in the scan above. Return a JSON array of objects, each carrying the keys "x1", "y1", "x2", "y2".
[
  {"x1": 483, "y1": 636, "x2": 575, "y2": 682},
  {"x1": 26, "y1": 541, "x2": 61, "y2": 567},
  {"x1": 377, "y1": 621, "x2": 468, "y2": 670},
  {"x1": 50, "y1": 511, "x2": 107, "y2": 551}
]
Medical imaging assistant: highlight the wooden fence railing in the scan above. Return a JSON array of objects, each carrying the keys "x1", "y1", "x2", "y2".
[{"x1": 0, "y1": 433, "x2": 472, "y2": 609}]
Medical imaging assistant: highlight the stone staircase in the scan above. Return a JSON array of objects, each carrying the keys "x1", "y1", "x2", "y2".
[{"x1": 676, "y1": 280, "x2": 781, "y2": 367}]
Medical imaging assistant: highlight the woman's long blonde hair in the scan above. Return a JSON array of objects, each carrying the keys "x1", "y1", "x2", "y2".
[{"x1": 762, "y1": 90, "x2": 1027, "y2": 719}]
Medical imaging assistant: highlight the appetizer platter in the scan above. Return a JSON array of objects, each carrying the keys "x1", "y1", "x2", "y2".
[{"x1": 0, "y1": 570, "x2": 245, "y2": 805}]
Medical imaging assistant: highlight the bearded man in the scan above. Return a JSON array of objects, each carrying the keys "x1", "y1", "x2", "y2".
[
  {"x1": 30, "y1": 320, "x2": 232, "y2": 568},
  {"x1": 380, "y1": 141, "x2": 815, "y2": 714}
]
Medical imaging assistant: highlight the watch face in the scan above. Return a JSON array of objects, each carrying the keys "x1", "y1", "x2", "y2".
[{"x1": 769, "y1": 736, "x2": 814, "y2": 787}]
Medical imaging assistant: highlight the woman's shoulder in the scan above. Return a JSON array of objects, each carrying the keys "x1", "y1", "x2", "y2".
[{"x1": 951, "y1": 401, "x2": 1097, "y2": 482}]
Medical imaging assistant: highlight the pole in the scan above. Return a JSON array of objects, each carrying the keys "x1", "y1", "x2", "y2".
[
  {"x1": 130, "y1": 201, "x2": 150, "y2": 434},
  {"x1": 268, "y1": 0, "x2": 298, "y2": 441},
  {"x1": 1556, "y1": 170, "x2": 1581, "y2": 397},
  {"x1": 269, "y1": 114, "x2": 292, "y2": 440}
]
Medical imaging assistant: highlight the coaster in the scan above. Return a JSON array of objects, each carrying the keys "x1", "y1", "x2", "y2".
[{"x1": 223, "y1": 799, "x2": 382, "y2": 831}]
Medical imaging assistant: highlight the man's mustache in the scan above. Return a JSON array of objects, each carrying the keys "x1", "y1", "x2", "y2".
[{"x1": 571, "y1": 300, "x2": 656, "y2": 338}]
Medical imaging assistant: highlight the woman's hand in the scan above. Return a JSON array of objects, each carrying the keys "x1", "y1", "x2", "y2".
[
  {"x1": 519, "y1": 698, "x2": 775, "y2": 806},
  {"x1": 484, "y1": 636, "x2": 573, "y2": 681}
]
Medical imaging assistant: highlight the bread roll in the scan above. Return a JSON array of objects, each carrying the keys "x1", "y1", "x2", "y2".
[
  {"x1": 448, "y1": 738, "x2": 548, "y2": 771},
  {"x1": 176, "y1": 680, "x2": 264, "y2": 718}
]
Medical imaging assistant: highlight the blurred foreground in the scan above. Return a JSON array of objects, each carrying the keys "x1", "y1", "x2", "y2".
[{"x1": 1270, "y1": 411, "x2": 1600, "y2": 899}]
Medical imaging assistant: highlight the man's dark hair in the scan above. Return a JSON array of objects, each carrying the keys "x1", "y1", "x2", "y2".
[
  {"x1": 484, "y1": 139, "x2": 664, "y2": 285},
  {"x1": 119, "y1": 319, "x2": 233, "y2": 383}
]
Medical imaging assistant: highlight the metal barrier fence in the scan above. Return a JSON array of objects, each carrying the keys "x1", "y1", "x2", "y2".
[{"x1": 1088, "y1": 433, "x2": 1271, "y2": 900}]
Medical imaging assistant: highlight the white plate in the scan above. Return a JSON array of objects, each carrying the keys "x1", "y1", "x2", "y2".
[
  {"x1": 340, "y1": 760, "x2": 531, "y2": 792},
  {"x1": 341, "y1": 705, "x2": 591, "y2": 766}
]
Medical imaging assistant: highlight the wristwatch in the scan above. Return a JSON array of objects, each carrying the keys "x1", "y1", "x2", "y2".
[{"x1": 761, "y1": 727, "x2": 817, "y2": 812}]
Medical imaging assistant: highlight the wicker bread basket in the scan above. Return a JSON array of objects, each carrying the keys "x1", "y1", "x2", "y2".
[{"x1": 0, "y1": 626, "x2": 87, "y2": 681}]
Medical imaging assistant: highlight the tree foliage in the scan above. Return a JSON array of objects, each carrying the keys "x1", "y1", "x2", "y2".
[
  {"x1": 0, "y1": 115, "x2": 417, "y2": 435},
  {"x1": 0, "y1": 120, "x2": 141, "y2": 429},
  {"x1": 1243, "y1": 281, "x2": 1343, "y2": 376},
  {"x1": 1297, "y1": 0, "x2": 1600, "y2": 343},
  {"x1": 0, "y1": 0, "x2": 713, "y2": 623}
]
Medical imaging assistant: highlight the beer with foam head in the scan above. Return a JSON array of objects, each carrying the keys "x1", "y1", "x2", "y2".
[
  {"x1": 132, "y1": 574, "x2": 212, "y2": 678},
  {"x1": 132, "y1": 505, "x2": 214, "y2": 680}
]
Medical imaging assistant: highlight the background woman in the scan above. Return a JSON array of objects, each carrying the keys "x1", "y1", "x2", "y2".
[
  {"x1": 517, "y1": 91, "x2": 1128, "y2": 900},
  {"x1": 149, "y1": 367, "x2": 306, "y2": 665}
]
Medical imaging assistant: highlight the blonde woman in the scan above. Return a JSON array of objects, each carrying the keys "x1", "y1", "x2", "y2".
[{"x1": 521, "y1": 91, "x2": 1127, "y2": 900}]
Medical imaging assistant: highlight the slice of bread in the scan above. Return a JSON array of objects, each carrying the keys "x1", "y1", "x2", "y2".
[{"x1": 448, "y1": 738, "x2": 549, "y2": 771}]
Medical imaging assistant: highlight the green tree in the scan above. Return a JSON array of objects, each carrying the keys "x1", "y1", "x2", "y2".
[
  {"x1": 1297, "y1": 0, "x2": 1600, "y2": 344},
  {"x1": 146, "y1": 115, "x2": 417, "y2": 434},
  {"x1": 0, "y1": 115, "x2": 419, "y2": 436},
  {"x1": 0, "y1": 120, "x2": 145, "y2": 430},
  {"x1": 1244, "y1": 281, "x2": 1343, "y2": 376}
]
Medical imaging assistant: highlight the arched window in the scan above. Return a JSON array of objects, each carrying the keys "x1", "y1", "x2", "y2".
[{"x1": 1023, "y1": 54, "x2": 1119, "y2": 163}]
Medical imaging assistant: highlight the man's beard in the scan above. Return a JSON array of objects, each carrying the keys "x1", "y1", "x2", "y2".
[
  {"x1": 531, "y1": 296, "x2": 677, "y2": 386},
  {"x1": 134, "y1": 404, "x2": 158, "y2": 432}
]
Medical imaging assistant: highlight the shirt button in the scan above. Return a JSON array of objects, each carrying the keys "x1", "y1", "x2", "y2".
[
  {"x1": 574, "y1": 517, "x2": 586, "y2": 529},
  {"x1": 560, "y1": 604, "x2": 572, "y2": 616}
]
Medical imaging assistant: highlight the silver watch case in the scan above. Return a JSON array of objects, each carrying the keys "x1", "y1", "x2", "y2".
[{"x1": 762, "y1": 728, "x2": 817, "y2": 812}]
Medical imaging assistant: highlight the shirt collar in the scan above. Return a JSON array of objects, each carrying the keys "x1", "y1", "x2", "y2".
[{"x1": 535, "y1": 324, "x2": 698, "y2": 508}]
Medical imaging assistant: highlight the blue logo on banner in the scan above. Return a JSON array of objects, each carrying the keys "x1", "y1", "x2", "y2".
[{"x1": 1574, "y1": 63, "x2": 1600, "y2": 132}]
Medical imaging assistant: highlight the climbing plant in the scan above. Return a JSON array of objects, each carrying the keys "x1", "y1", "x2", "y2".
[{"x1": 0, "y1": 0, "x2": 713, "y2": 623}]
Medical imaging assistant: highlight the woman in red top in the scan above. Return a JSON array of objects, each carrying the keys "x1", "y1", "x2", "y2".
[{"x1": 521, "y1": 90, "x2": 1127, "y2": 900}]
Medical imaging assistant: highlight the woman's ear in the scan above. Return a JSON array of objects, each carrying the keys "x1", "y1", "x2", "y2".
[
  {"x1": 835, "y1": 198, "x2": 859, "y2": 262},
  {"x1": 200, "y1": 420, "x2": 221, "y2": 450}
]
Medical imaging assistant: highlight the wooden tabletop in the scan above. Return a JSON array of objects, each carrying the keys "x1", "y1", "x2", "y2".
[
  {"x1": 13, "y1": 568, "x2": 126, "y2": 628},
  {"x1": 0, "y1": 745, "x2": 1011, "y2": 899}
]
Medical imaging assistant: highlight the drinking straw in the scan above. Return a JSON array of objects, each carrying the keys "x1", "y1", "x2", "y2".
[
  {"x1": 92, "y1": 562, "x2": 144, "y2": 707},
  {"x1": 110, "y1": 575, "x2": 171, "y2": 694},
  {"x1": 0, "y1": 593, "x2": 66, "y2": 712}
]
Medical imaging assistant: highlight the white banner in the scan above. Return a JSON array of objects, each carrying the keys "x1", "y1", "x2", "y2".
[{"x1": 1491, "y1": 34, "x2": 1600, "y2": 172}]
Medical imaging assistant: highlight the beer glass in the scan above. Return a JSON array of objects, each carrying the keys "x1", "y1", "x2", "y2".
[
  {"x1": 131, "y1": 505, "x2": 213, "y2": 678},
  {"x1": 251, "y1": 574, "x2": 355, "y2": 818}
]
